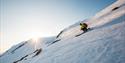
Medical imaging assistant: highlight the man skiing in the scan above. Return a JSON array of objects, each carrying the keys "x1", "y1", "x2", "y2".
[
  {"x1": 80, "y1": 23, "x2": 88, "y2": 33},
  {"x1": 75, "y1": 23, "x2": 89, "y2": 37}
]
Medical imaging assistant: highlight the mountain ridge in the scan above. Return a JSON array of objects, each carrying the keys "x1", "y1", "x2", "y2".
[{"x1": 0, "y1": 0, "x2": 125, "y2": 63}]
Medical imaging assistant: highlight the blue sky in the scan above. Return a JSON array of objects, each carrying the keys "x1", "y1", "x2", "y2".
[{"x1": 0, "y1": 0, "x2": 116, "y2": 53}]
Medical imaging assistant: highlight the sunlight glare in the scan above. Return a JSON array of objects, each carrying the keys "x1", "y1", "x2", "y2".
[
  {"x1": 29, "y1": 31, "x2": 42, "y2": 49},
  {"x1": 30, "y1": 31, "x2": 42, "y2": 40}
]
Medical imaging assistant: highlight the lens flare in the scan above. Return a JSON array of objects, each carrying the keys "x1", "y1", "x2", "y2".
[{"x1": 29, "y1": 32, "x2": 41, "y2": 50}]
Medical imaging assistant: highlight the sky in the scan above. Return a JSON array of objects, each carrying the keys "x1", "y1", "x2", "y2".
[{"x1": 0, "y1": 0, "x2": 116, "y2": 54}]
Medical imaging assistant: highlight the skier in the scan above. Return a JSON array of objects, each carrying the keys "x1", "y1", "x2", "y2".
[{"x1": 80, "y1": 23, "x2": 88, "y2": 33}]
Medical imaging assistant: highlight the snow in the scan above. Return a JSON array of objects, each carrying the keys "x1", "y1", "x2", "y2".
[
  {"x1": 87, "y1": 4, "x2": 125, "y2": 28},
  {"x1": 0, "y1": 0, "x2": 125, "y2": 63},
  {"x1": 92, "y1": 0, "x2": 125, "y2": 19}
]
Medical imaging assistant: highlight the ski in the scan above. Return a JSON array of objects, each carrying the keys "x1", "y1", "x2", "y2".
[
  {"x1": 75, "y1": 32, "x2": 85, "y2": 37},
  {"x1": 75, "y1": 28, "x2": 92, "y2": 37}
]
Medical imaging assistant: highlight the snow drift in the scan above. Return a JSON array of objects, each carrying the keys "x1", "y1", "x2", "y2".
[{"x1": 0, "y1": 0, "x2": 125, "y2": 63}]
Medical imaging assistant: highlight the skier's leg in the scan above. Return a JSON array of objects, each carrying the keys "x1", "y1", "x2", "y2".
[{"x1": 83, "y1": 28, "x2": 88, "y2": 33}]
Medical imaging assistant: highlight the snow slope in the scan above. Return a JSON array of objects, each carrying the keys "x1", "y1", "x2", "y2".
[{"x1": 0, "y1": 0, "x2": 125, "y2": 63}]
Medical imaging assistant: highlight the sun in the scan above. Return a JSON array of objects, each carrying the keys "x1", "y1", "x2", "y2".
[
  {"x1": 29, "y1": 32, "x2": 42, "y2": 49},
  {"x1": 29, "y1": 31, "x2": 42, "y2": 42},
  {"x1": 32, "y1": 36, "x2": 39, "y2": 42}
]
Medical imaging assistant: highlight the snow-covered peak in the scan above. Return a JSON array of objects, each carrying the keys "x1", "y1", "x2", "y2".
[
  {"x1": 92, "y1": 0, "x2": 125, "y2": 19},
  {"x1": 56, "y1": 0, "x2": 125, "y2": 40},
  {"x1": 0, "y1": 0, "x2": 125, "y2": 63}
]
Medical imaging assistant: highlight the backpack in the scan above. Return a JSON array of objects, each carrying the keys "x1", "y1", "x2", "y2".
[{"x1": 82, "y1": 23, "x2": 88, "y2": 28}]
